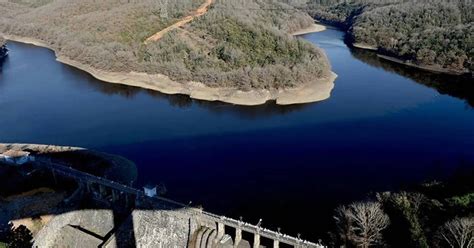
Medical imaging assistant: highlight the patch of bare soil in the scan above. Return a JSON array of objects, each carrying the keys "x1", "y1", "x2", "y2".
[{"x1": 145, "y1": 0, "x2": 213, "y2": 43}]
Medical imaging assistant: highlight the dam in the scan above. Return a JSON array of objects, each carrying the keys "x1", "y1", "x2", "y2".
[{"x1": 29, "y1": 157, "x2": 324, "y2": 248}]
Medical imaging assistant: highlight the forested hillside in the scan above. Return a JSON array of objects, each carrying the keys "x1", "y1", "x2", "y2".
[
  {"x1": 0, "y1": 0, "x2": 332, "y2": 91},
  {"x1": 305, "y1": 0, "x2": 473, "y2": 74}
]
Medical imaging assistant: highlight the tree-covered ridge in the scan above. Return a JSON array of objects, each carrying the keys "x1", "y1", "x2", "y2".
[
  {"x1": 149, "y1": 0, "x2": 330, "y2": 90},
  {"x1": 0, "y1": 0, "x2": 331, "y2": 91},
  {"x1": 306, "y1": 0, "x2": 473, "y2": 73}
]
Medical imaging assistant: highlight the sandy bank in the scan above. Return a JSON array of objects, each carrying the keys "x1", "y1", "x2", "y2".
[
  {"x1": 2, "y1": 33, "x2": 337, "y2": 106},
  {"x1": 352, "y1": 43, "x2": 378, "y2": 51},
  {"x1": 292, "y1": 23, "x2": 326, "y2": 36}
]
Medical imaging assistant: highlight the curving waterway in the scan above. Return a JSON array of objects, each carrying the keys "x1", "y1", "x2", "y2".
[{"x1": 1, "y1": 27, "x2": 473, "y2": 240}]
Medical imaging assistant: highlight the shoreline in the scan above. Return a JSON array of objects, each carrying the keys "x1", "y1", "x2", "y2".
[
  {"x1": 352, "y1": 43, "x2": 378, "y2": 51},
  {"x1": 377, "y1": 54, "x2": 469, "y2": 76},
  {"x1": 350, "y1": 40, "x2": 470, "y2": 76},
  {"x1": 0, "y1": 143, "x2": 137, "y2": 184},
  {"x1": 1, "y1": 32, "x2": 337, "y2": 106},
  {"x1": 291, "y1": 23, "x2": 326, "y2": 36}
]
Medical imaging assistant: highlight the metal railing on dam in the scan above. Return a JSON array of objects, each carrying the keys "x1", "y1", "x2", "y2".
[{"x1": 33, "y1": 157, "x2": 323, "y2": 248}]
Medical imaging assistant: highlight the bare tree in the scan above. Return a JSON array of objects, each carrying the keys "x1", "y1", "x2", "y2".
[
  {"x1": 334, "y1": 205, "x2": 354, "y2": 246},
  {"x1": 334, "y1": 201, "x2": 390, "y2": 248},
  {"x1": 439, "y1": 217, "x2": 474, "y2": 248}
]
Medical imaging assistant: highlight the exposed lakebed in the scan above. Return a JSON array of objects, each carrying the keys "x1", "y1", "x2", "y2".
[{"x1": 0, "y1": 27, "x2": 473, "y2": 240}]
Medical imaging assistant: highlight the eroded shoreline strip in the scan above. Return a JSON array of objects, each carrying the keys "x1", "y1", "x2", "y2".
[
  {"x1": 1, "y1": 26, "x2": 336, "y2": 106},
  {"x1": 291, "y1": 23, "x2": 326, "y2": 36}
]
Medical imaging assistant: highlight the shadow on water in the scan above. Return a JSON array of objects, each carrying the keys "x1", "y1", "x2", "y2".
[
  {"x1": 61, "y1": 59, "x2": 314, "y2": 120},
  {"x1": 3, "y1": 40, "x2": 314, "y2": 121},
  {"x1": 0, "y1": 149, "x2": 314, "y2": 247},
  {"x1": 349, "y1": 48, "x2": 474, "y2": 108},
  {"x1": 0, "y1": 55, "x2": 7, "y2": 71},
  {"x1": 0, "y1": 56, "x2": 8, "y2": 91},
  {"x1": 3, "y1": 151, "x2": 473, "y2": 246}
]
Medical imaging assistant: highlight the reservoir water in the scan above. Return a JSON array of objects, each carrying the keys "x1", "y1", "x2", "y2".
[{"x1": 1, "y1": 27, "x2": 473, "y2": 240}]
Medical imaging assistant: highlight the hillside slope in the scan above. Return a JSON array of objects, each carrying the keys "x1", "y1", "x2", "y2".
[
  {"x1": 0, "y1": 0, "x2": 335, "y2": 104},
  {"x1": 305, "y1": 0, "x2": 473, "y2": 75},
  {"x1": 145, "y1": 0, "x2": 214, "y2": 43}
]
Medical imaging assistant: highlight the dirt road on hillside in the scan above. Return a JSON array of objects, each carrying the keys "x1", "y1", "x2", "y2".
[{"x1": 145, "y1": 0, "x2": 213, "y2": 43}]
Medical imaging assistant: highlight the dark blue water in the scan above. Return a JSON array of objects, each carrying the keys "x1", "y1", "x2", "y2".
[{"x1": 1, "y1": 27, "x2": 473, "y2": 240}]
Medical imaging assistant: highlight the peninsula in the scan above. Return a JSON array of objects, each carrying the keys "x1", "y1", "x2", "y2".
[{"x1": 0, "y1": 0, "x2": 336, "y2": 105}]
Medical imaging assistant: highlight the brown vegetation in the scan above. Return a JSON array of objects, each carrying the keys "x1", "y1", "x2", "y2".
[
  {"x1": 145, "y1": 0, "x2": 214, "y2": 43},
  {"x1": 0, "y1": 0, "x2": 331, "y2": 91},
  {"x1": 304, "y1": 0, "x2": 473, "y2": 74}
]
